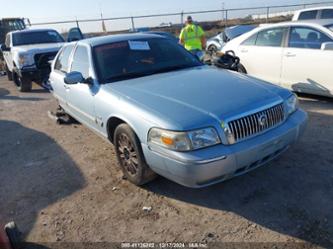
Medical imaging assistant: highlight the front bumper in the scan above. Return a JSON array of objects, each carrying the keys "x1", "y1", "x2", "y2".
[
  {"x1": 142, "y1": 109, "x2": 308, "y2": 188},
  {"x1": 15, "y1": 66, "x2": 51, "y2": 84}
]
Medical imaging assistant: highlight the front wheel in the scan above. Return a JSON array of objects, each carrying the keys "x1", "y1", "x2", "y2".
[
  {"x1": 114, "y1": 124, "x2": 157, "y2": 186},
  {"x1": 14, "y1": 74, "x2": 32, "y2": 92}
]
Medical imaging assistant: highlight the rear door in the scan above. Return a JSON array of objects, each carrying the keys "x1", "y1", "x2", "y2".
[
  {"x1": 49, "y1": 44, "x2": 75, "y2": 108},
  {"x1": 236, "y1": 27, "x2": 287, "y2": 84},
  {"x1": 280, "y1": 26, "x2": 333, "y2": 96}
]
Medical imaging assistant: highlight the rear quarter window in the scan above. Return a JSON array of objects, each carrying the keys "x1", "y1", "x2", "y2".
[{"x1": 321, "y1": 9, "x2": 333, "y2": 19}]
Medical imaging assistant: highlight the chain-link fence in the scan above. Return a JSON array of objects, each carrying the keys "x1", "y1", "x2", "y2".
[{"x1": 31, "y1": 1, "x2": 333, "y2": 37}]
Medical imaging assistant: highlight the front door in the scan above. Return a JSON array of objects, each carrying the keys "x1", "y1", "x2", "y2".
[
  {"x1": 236, "y1": 27, "x2": 287, "y2": 84},
  {"x1": 65, "y1": 45, "x2": 98, "y2": 129}
]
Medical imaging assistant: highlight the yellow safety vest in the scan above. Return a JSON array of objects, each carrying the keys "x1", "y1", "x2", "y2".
[{"x1": 180, "y1": 24, "x2": 204, "y2": 51}]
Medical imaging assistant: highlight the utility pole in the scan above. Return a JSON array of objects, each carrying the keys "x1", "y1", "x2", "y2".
[
  {"x1": 181, "y1": 11, "x2": 184, "y2": 26},
  {"x1": 75, "y1": 16, "x2": 79, "y2": 28},
  {"x1": 101, "y1": 12, "x2": 107, "y2": 33},
  {"x1": 222, "y1": 2, "x2": 225, "y2": 22},
  {"x1": 99, "y1": 2, "x2": 107, "y2": 33},
  {"x1": 131, "y1": 17, "x2": 135, "y2": 31}
]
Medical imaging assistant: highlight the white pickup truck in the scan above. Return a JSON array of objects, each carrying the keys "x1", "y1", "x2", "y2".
[{"x1": 1, "y1": 29, "x2": 64, "y2": 92}]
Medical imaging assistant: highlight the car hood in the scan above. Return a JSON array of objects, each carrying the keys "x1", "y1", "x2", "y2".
[
  {"x1": 12, "y1": 43, "x2": 64, "y2": 54},
  {"x1": 105, "y1": 66, "x2": 290, "y2": 130}
]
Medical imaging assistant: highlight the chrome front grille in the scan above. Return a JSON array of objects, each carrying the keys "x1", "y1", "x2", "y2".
[{"x1": 227, "y1": 103, "x2": 285, "y2": 143}]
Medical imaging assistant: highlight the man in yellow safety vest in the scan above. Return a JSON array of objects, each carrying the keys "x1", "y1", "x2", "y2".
[{"x1": 179, "y1": 16, "x2": 206, "y2": 53}]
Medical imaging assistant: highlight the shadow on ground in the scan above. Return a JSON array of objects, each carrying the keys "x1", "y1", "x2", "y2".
[
  {"x1": 0, "y1": 88, "x2": 46, "y2": 101},
  {"x1": 145, "y1": 97, "x2": 333, "y2": 247},
  {"x1": 0, "y1": 120, "x2": 86, "y2": 246}
]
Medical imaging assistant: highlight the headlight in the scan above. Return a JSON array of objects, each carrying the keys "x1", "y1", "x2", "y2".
[
  {"x1": 285, "y1": 94, "x2": 298, "y2": 116},
  {"x1": 18, "y1": 53, "x2": 33, "y2": 67},
  {"x1": 148, "y1": 127, "x2": 221, "y2": 152}
]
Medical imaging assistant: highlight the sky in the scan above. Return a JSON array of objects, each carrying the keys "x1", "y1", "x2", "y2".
[{"x1": 0, "y1": 0, "x2": 330, "y2": 32}]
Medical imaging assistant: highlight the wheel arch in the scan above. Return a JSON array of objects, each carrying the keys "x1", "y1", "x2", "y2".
[{"x1": 106, "y1": 116, "x2": 142, "y2": 145}]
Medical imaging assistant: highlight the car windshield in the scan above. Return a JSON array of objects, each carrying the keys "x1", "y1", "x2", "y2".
[
  {"x1": 12, "y1": 30, "x2": 64, "y2": 46},
  {"x1": 94, "y1": 38, "x2": 202, "y2": 83},
  {"x1": 224, "y1": 25, "x2": 256, "y2": 42}
]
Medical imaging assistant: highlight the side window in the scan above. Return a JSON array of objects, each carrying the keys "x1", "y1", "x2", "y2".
[
  {"x1": 242, "y1": 33, "x2": 257, "y2": 46},
  {"x1": 298, "y1": 10, "x2": 318, "y2": 20},
  {"x1": 70, "y1": 46, "x2": 90, "y2": 79},
  {"x1": 54, "y1": 45, "x2": 74, "y2": 73},
  {"x1": 321, "y1": 9, "x2": 333, "y2": 19},
  {"x1": 288, "y1": 27, "x2": 333, "y2": 49},
  {"x1": 255, "y1": 28, "x2": 285, "y2": 47},
  {"x1": 5, "y1": 34, "x2": 10, "y2": 47}
]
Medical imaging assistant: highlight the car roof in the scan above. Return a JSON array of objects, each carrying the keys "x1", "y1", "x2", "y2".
[
  {"x1": 10, "y1": 28, "x2": 59, "y2": 34},
  {"x1": 294, "y1": 6, "x2": 333, "y2": 13},
  {"x1": 258, "y1": 19, "x2": 333, "y2": 29},
  {"x1": 78, "y1": 33, "x2": 164, "y2": 47},
  {"x1": 227, "y1": 24, "x2": 256, "y2": 30}
]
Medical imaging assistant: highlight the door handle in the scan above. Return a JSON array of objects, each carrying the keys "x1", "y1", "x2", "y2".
[
  {"x1": 241, "y1": 49, "x2": 248, "y2": 53},
  {"x1": 64, "y1": 85, "x2": 71, "y2": 90},
  {"x1": 285, "y1": 52, "x2": 296, "y2": 57}
]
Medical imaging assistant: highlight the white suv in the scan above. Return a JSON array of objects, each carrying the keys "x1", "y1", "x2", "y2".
[
  {"x1": 1, "y1": 29, "x2": 64, "y2": 92},
  {"x1": 293, "y1": 6, "x2": 333, "y2": 21}
]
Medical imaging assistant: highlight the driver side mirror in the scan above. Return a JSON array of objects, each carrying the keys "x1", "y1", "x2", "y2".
[
  {"x1": 64, "y1": 71, "x2": 85, "y2": 84},
  {"x1": 0, "y1": 44, "x2": 10, "y2": 52},
  {"x1": 64, "y1": 71, "x2": 93, "y2": 85},
  {"x1": 321, "y1": 42, "x2": 333, "y2": 51}
]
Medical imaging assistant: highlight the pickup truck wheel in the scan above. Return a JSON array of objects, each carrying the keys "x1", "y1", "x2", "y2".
[
  {"x1": 5, "y1": 65, "x2": 13, "y2": 81},
  {"x1": 114, "y1": 124, "x2": 157, "y2": 186},
  {"x1": 14, "y1": 74, "x2": 32, "y2": 92}
]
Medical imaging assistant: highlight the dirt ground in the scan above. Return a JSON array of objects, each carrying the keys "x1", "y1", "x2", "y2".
[{"x1": 0, "y1": 76, "x2": 332, "y2": 249}]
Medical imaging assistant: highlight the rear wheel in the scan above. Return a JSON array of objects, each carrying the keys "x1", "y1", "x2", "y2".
[
  {"x1": 14, "y1": 73, "x2": 32, "y2": 92},
  {"x1": 114, "y1": 124, "x2": 157, "y2": 186}
]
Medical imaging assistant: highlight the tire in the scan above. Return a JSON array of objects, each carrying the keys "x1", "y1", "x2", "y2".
[
  {"x1": 114, "y1": 124, "x2": 157, "y2": 186},
  {"x1": 237, "y1": 64, "x2": 247, "y2": 74},
  {"x1": 14, "y1": 73, "x2": 32, "y2": 92},
  {"x1": 5, "y1": 65, "x2": 13, "y2": 81},
  {"x1": 207, "y1": 45, "x2": 218, "y2": 56}
]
